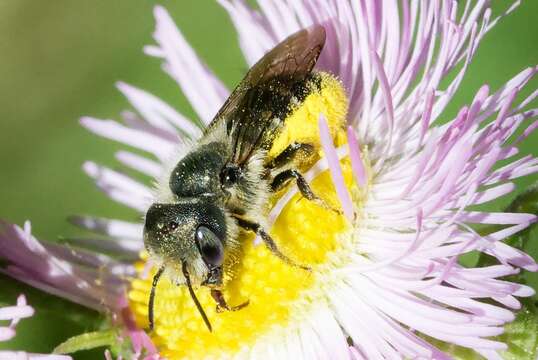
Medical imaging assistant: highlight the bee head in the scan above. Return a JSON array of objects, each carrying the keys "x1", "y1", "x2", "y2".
[
  {"x1": 144, "y1": 197, "x2": 227, "y2": 285},
  {"x1": 144, "y1": 197, "x2": 228, "y2": 332}
]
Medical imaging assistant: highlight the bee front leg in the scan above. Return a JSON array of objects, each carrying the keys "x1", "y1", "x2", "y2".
[
  {"x1": 210, "y1": 289, "x2": 249, "y2": 313},
  {"x1": 271, "y1": 169, "x2": 341, "y2": 214},
  {"x1": 203, "y1": 266, "x2": 249, "y2": 313},
  {"x1": 234, "y1": 217, "x2": 310, "y2": 271}
]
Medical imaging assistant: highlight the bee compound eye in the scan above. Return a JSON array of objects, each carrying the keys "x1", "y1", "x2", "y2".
[
  {"x1": 195, "y1": 225, "x2": 224, "y2": 266},
  {"x1": 220, "y1": 165, "x2": 240, "y2": 187}
]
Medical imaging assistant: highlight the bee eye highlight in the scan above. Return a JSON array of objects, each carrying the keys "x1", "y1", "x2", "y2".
[{"x1": 195, "y1": 225, "x2": 224, "y2": 266}]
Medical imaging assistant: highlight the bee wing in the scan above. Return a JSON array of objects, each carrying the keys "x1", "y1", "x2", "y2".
[{"x1": 207, "y1": 25, "x2": 326, "y2": 165}]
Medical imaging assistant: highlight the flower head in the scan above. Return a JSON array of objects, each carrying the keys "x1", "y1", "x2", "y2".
[{"x1": 1, "y1": 1, "x2": 538, "y2": 359}]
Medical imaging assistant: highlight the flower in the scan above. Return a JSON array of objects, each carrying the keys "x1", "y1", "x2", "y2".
[
  {"x1": 0, "y1": 294, "x2": 71, "y2": 359},
  {"x1": 1, "y1": 0, "x2": 538, "y2": 359}
]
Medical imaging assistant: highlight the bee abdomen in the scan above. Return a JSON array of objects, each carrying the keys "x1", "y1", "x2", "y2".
[{"x1": 267, "y1": 72, "x2": 349, "y2": 168}]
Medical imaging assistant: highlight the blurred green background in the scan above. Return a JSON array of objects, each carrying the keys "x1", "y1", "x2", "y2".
[{"x1": 0, "y1": 1, "x2": 537, "y2": 358}]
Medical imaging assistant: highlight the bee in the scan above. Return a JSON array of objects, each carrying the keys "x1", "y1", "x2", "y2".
[{"x1": 144, "y1": 25, "x2": 338, "y2": 332}]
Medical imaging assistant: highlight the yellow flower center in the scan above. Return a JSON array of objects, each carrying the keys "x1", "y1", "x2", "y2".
[{"x1": 128, "y1": 73, "x2": 368, "y2": 359}]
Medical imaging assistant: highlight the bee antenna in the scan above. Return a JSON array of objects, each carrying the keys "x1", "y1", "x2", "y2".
[
  {"x1": 148, "y1": 266, "x2": 165, "y2": 331},
  {"x1": 182, "y1": 261, "x2": 213, "y2": 332}
]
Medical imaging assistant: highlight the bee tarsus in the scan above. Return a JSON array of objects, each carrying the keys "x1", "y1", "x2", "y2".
[{"x1": 210, "y1": 289, "x2": 250, "y2": 313}]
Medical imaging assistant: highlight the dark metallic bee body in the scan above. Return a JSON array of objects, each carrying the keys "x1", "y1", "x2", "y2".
[{"x1": 144, "y1": 25, "x2": 327, "y2": 332}]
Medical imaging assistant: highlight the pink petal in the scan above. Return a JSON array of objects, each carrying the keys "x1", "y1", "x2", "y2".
[
  {"x1": 347, "y1": 126, "x2": 367, "y2": 187},
  {"x1": 318, "y1": 114, "x2": 354, "y2": 221},
  {"x1": 117, "y1": 82, "x2": 201, "y2": 138}
]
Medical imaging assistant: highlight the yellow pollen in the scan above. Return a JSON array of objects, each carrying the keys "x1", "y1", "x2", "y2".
[
  {"x1": 268, "y1": 72, "x2": 349, "y2": 159},
  {"x1": 128, "y1": 73, "x2": 362, "y2": 359}
]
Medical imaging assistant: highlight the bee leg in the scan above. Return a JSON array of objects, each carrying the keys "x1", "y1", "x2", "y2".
[
  {"x1": 271, "y1": 169, "x2": 341, "y2": 214},
  {"x1": 266, "y1": 142, "x2": 314, "y2": 169},
  {"x1": 234, "y1": 217, "x2": 311, "y2": 271},
  {"x1": 210, "y1": 288, "x2": 249, "y2": 313}
]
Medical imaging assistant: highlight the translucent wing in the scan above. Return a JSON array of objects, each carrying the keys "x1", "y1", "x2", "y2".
[{"x1": 206, "y1": 25, "x2": 326, "y2": 165}]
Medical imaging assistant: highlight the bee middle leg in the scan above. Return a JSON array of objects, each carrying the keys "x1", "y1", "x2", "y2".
[{"x1": 234, "y1": 217, "x2": 310, "y2": 271}]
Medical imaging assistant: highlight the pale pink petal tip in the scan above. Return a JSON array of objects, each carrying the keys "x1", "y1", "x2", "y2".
[
  {"x1": 115, "y1": 81, "x2": 202, "y2": 139},
  {"x1": 0, "y1": 327, "x2": 16, "y2": 342},
  {"x1": 515, "y1": 119, "x2": 538, "y2": 144},
  {"x1": 0, "y1": 294, "x2": 34, "y2": 343},
  {"x1": 150, "y1": 5, "x2": 229, "y2": 125},
  {"x1": 370, "y1": 49, "x2": 394, "y2": 153},
  {"x1": 318, "y1": 114, "x2": 354, "y2": 221},
  {"x1": 0, "y1": 352, "x2": 72, "y2": 359},
  {"x1": 419, "y1": 89, "x2": 435, "y2": 145},
  {"x1": 0, "y1": 220, "x2": 131, "y2": 311},
  {"x1": 347, "y1": 126, "x2": 367, "y2": 187}
]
